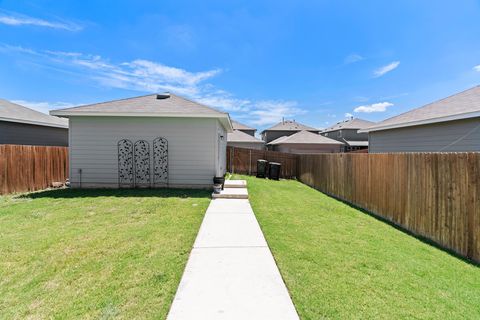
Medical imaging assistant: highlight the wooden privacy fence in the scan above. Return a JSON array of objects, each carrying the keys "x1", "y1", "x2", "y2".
[
  {"x1": 227, "y1": 146, "x2": 298, "y2": 179},
  {"x1": 297, "y1": 153, "x2": 480, "y2": 263},
  {"x1": 0, "y1": 144, "x2": 69, "y2": 195}
]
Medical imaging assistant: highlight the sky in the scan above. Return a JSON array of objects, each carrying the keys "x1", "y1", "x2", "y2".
[{"x1": 1, "y1": 0, "x2": 480, "y2": 132}]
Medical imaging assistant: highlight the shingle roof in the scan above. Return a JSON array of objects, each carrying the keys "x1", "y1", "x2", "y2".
[
  {"x1": 227, "y1": 130, "x2": 265, "y2": 143},
  {"x1": 361, "y1": 86, "x2": 480, "y2": 132},
  {"x1": 261, "y1": 120, "x2": 319, "y2": 133},
  {"x1": 322, "y1": 118, "x2": 375, "y2": 133},
  {"x1": 267, "y1": 130, "x2": 344, "y2": 145},
  {"x1": 51, "y1": 93, "x2": 227, "y2": 115},
  {"x1": 0, "y1": 99, "x2": 68, "y2": 128},
  {"x1": 231, "y1": 120, "x2": 256, "y2": 131},
  {"x1": 50, "y1": 93, "x2": 233, "y2": 132}
]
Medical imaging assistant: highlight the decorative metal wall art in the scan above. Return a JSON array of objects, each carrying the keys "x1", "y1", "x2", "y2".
[
  {"x1": 134, "y1": 140, "x2": 151, "y2": 187},
  {"x1": 153, "y1": 137, "x2": 168, "y2": 186},
  {"x1": 117, "y1": 139, "x2": 134, "y2": 187}
]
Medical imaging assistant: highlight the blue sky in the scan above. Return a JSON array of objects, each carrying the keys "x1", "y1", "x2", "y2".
[{"x1": 1, "y1": 0, "x2": 480, "y2": 131}]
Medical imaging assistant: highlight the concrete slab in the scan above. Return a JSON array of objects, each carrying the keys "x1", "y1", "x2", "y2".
[
  {"x1": 212, "y1": 187, "x2": 248, "y2": 199},
  {"x1": 168, "y1": 193, "x2": 299, "y2": 320},
  {"x1": 167, "y1": 247, "x2": 299, "y2": 320},
  {"x1": 194, "y1": 214, "x2": 267, "y2": 248},
  {"x1": 223, "y1": 179, "x2": 247, "y2": 188},
  {"x1": 206, "y1": 199, "x2": 253, "y2": 214}
]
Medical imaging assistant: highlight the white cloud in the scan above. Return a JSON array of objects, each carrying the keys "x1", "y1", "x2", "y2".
[
  {"x1": 373, "y1": 61, "x2": 400, "y2": 77},
  {"x1": 12, "y1": 100, "x2": 80, "y2": 114},
  {"x1": 2, "y1": 44, "x2": 306, "y2": 126},
  {"x1": 249, "y1": 101, "x2": 305, "y2": 126},
  {"x1": 474, "y1": 65, "x2": 480, "y2": 72},
  {"x1": 354, "y1": 102, "x2": 393, "y2": 113},
  {"x1": 344, "y1": 53, "x2": 364, "y2": 64},
  {"x1": 344, "y1": 112, "x2": 353, "y2": 118},
  {"x1": 0, "y1": 11, "x2": 81, "y2": 31}
]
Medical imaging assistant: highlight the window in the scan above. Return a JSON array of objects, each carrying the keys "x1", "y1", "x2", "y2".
[{"x1": 337, "y1": 130, "x2": 342, "y2": 138}]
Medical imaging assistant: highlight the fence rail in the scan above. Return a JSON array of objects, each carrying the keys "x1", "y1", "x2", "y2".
[
  {"x1": 297, "y1": 153, "x2": 480, "y2": 263},
  {"x1": 227, "y1": 146, "x2": 298, "y2": 179},
  {"x1": 0, "y1": 144, "x2": 69, "y2": 195}
]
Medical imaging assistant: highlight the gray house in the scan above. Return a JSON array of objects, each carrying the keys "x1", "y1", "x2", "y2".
[
  {"x1": 51, "y1": 93, "x2": 233, "y2": 189},
  {"x1": 260, "y1": 120, "x2": 319, "y2": 143},
  {"x1": 232, "y1": 120, "x2": 256, "y2": 136},
  {"x1": 227, "y1": 130, "x2": 265, "y2": 150},
  {"x1": 321, "y1": 118, "x2": 375, "y2": 152},
  {"x1": 360, "y1": 86, "x2": 480, "y2": 152},
  {"x1": 0, "y1": 99, "x2": 68, "y2": 146},
  {"x1": 267, "y1": 130, "x2": 343, "y2": 154}
]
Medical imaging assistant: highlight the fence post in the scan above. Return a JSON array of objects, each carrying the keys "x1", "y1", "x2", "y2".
[
  {"x1": 232, "y1": 147, "x2": 235, "y2": 174},
  {"x1": 249, "y1": 150, "x2": 252, "y2": 175}
]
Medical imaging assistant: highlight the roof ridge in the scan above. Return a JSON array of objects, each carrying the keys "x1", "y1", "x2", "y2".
[
  {"x1": 172, "y1": 94, "x2": 228, "y2": 115},
  {"x1": 52, "y1": 93, "x2": 158, "y2": 111},
  {"x1": 371, "y1": 85, "x2": 480, "y2": 127}
]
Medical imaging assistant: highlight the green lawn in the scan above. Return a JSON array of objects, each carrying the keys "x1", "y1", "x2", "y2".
[
  {"x1": 0, "y1": 188, "x2": 210, "y2": 319},
  {"x1": 233, "y1": 175, "x2": 480, "y2": 320}
]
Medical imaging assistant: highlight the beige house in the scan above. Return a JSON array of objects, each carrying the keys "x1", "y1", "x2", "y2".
[
  {"x1": 0, "y1": 99, "x2": 68, "y2": 146},
  {"x1": 267, "y1": 130, "x2": 343, "y2": 154},
  {"x1": 227, "y1": 129, "x2": 265, "y2": 150},
  {"x1": 51, "y1": 93, "x2": 232, "y2": 189},
  {"x1": 260, "y1": 119, "x2": 319, "y2": 143},
  {"x1": 231, "y1": 120, "x2": 256, "y2": 136},
  {"x1": 360, "y1": 86, "x2": 480, "y2": 153}
]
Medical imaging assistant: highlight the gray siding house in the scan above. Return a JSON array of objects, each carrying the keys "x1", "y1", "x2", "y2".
[
  {"x1": 0, "y1": 99, "x2": 68, "y2": 146},
  {"x1": 267, "y1": 130, "x2": 343, "y2": 154},
  {"x1": 51, "y1": 93, "x2": 232, "y2": 189},
  {"x1": 321, "y1": 118, "x2": 374, "y2": 152},
  {"x1": 260, "y1": 120, "x2": 320, "y2": 143},
  {"x1": 361, "y1": 86, "x2": 480, "y2": 152},
  {"x1": 227, "y1": 129, "x2": 265, "y2": 150}
]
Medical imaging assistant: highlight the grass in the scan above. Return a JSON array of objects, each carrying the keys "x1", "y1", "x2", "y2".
[
  {"x1": 0, "y1": 188, "x2": 211, "y2": 319},
  {"x1": 233, "y1": 175, "x2": 480, "y2": 320}
]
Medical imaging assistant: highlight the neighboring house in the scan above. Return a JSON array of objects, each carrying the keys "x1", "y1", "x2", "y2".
[
  {"x1": 321, "y1": 118, "x2": 375, "y2": 152},
  {"x1": 267, "y1": 130, "x2": 343, "y2": 154},
  {"x1": 227, "y1": 130, "x2": 265, "y2": 150},
  {"x1": 0, "y1": 99, "x2": 68, "y2": 146},
  {"x1": 51, "y1": 93, "x2": 233, "y2": 189},
  {"x1": 260, "y1": 119, "x2": 320, "y2": 143},
  {"x1": 360, "y1": 86, "x2": 480, "y2": 153},
  {"x1": 232, "y1": 120, "x2": 256, "y2": 136}
]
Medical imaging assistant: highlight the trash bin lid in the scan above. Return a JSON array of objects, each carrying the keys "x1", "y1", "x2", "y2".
[
  {"x1": 269, "y1": 162, "x2": 281, "y2": 165},
  {"x1": 258, "y1": 159, "x2": 268, "y2": 163}
]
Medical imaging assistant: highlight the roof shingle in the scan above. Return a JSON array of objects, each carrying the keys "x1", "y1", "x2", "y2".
[
  {"x1": 0, "y1": 99, "x2": 68, "y2": 128},
  {"x1": 268, "y1": 130, "x2": 344, "y2": 145},
  {"x1": 361, "y1": 86, "x2": 480, "y2": 132}
]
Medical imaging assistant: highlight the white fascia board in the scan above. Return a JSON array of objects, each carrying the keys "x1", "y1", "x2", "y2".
[{"x1": 359, "y1": 111, "x2": 480, "y2": 133}]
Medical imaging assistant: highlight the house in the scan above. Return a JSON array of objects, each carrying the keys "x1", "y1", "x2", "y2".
[
  {"x1": 227, "y1": 130, "x2": 265, "y2": 150},
  {"x1": 232, "y1": 120, "x2": 256, "y2": 136},
  {"x1": 360, "y1": 86, "x2": 480, "y2": 153},
  {"x1": 0, "y1": 99, "x2": 68, "y2": 146},
  {"x1": 50, "y1": 93, "x2": 233, "y2": 189},
  {"x1": 321, "y1": 118, "x2": 375, "y2": 152},
  {"x1": 260, "y1": 119, "x2": 319, "y2": 143},
  {"x1": 267, "y1": 130, "x2": 343, "y2": 154}
]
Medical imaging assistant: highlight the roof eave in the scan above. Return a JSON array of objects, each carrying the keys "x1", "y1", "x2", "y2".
[
  {"x1": 0, "y1": 116, "x2": 68, "y2": 129},
  {"x1": 359, "y1": 111, "x2": 480, "y2": 133}
]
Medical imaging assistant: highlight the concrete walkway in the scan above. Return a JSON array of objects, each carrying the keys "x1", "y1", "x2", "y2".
[{"x1": 167, "y1": 181, "x2": 299, "y2": 320}]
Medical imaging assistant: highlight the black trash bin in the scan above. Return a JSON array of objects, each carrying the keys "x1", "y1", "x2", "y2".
[
  {"x1": 256, "y1": 159, "x2": 268, "y2": 178},
  {"x1": 269, "y1": 162, "x2": 281, "y2": 180}
]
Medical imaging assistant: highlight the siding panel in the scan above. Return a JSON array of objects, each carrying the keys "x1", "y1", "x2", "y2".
[
  {"x1": 369, "y1": 118, "x2": 480, "y2": 153},
  {"x1": 69, "y1": 117, "x2": 219, "y2": 188}
]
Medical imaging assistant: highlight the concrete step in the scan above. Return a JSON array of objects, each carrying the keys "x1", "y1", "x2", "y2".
[
  {"x1": 224, "y1": 180, "x2": 247, "y2": 188},
  {"x1": 212, "y1": 187, "x2": 248, "y2": 199}
]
